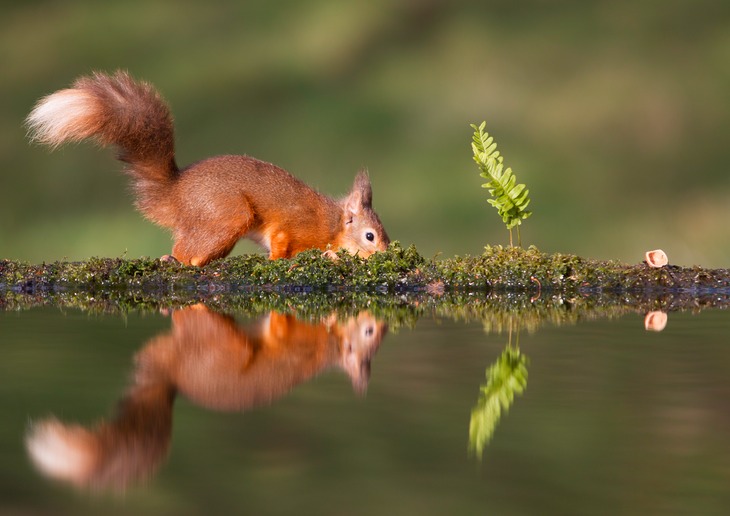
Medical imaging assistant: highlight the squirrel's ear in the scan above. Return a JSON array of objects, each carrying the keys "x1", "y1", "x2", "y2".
[
  {"x1": 345, "y1": 170, "x2": 372, "y2": 214},
  {"x1": 342, "y1": 353, "x2": 370, "y2": 397}
]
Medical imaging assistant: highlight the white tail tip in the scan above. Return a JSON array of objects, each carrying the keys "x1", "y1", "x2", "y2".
[
  {"x1": 26, "y1": 89, "x2": 98, "y2": 148},
  {"x1": 26, "y1": 419, "x2": 96, "y2": 484}
]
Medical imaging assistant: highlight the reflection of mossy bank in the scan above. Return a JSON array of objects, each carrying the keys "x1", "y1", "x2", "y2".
[{"x1": 2, "y1": 243, "x2": 729, "y2": 294}]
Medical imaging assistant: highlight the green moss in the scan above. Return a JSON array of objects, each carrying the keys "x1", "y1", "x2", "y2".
[{"x1": 1, "y1": 242, "x2": 729, "y2": 299}]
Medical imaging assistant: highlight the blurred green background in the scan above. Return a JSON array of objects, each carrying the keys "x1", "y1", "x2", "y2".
[{"x1": 2, "y1": 0, "x2": 729, "y2": 267}]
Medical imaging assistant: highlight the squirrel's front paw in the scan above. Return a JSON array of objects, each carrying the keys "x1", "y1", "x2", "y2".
[
  {"x1": 322, "y1": 249, "x2": 339, "y2": 262},
  {"x1": 159, "y1": 254, "x2": 181, "y2": 265}
]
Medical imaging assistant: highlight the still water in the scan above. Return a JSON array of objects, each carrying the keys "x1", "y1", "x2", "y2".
[{"x1": 1, "y1": 302, "x2": 728, "y2": 515}]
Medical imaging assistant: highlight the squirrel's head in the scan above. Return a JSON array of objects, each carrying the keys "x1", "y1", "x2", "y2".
[
  {"x1": 335, "y1": 311, "x2": 388, "y2": 395},
  {"x1": 338, "y1": 171, "x2": 390, "y2": 258}
]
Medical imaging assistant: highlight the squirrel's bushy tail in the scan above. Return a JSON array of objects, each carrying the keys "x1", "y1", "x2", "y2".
[{"x1": 26, "y1": 71, "x2": 178, "y2": 183}]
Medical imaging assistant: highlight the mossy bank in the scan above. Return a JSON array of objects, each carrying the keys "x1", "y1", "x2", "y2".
[{"x1": 2, "y1": 243, "x2": 729, "y2": 294}]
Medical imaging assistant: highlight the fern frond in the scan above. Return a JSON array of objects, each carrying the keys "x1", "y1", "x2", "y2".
[{"x1": 470, "y1": 122, "x2": 532, "y2": 239}]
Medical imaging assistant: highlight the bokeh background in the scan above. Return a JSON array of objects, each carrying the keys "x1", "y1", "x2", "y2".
[{"x1": 2, "y1": 0, "x2": 729, "y2": 267}]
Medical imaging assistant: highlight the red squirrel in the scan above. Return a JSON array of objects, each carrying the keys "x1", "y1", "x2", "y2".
[{"x1": 25, "y1": 71, "x2": 390, "y2": 266}]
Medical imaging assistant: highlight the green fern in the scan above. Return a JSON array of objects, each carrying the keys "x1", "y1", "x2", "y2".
[{"x1": 471, "y1": 122, "x2": 532, "y2": 246}]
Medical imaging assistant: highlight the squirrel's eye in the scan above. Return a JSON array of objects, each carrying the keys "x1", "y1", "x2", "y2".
[{"x1": 365, "y1": 231, "x2": 375, "y2": 242}]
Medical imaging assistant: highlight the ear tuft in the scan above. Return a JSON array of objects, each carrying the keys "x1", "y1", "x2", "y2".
[
  {"x1": 354, "y1": 170, "x2": 372, "y2": 206},
  {"x1": 345, "y1": 170, "x2": 372, "y2": 215}
]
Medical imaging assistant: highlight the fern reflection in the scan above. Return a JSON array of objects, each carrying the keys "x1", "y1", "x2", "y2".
[{"x1": 469, "y1": 324, "x2": 529, "y2": 460}]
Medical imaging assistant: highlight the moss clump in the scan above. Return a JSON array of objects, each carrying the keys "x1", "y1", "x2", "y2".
[
  {"x1": 221, "y1": 243, "x2": 428, "y2": 289},
  {"x1": 435, "y1": 246, "x2": 591, "y2": 289}
]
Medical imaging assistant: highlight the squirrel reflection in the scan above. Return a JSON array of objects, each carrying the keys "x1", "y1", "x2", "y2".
[{"x1": 26, "y1": 304, "x2": 387, "y2": 491}]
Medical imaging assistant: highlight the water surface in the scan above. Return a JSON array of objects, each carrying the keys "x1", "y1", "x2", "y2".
[{"x1": 1, "y1": 304, "x2": 728, "y2": 515}]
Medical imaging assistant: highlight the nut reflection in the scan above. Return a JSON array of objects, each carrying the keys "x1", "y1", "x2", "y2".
[{"x1": 644, "y1": 311, "x2": 668, "y2": 332}]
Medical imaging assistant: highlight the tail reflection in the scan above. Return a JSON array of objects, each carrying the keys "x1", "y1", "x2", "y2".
[{"x1": 26, "y1": 305, "x2": 387, "y2": 491}]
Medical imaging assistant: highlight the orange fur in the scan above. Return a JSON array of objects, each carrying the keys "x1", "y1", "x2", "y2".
[
  {"x1": 146, "y1": 305, "x2": 387, "y2": 409},
  {"x1": 26, "y1": 71, "x2": 390, "y2": 265}
]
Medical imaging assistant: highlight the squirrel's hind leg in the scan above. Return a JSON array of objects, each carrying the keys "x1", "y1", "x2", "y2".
[
  {"x1": 171, "y1": 231, "x2": 240, "y2": 267},
  {"x1": 170, "y1": 203, "x2": 255, "y2": 267}
]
